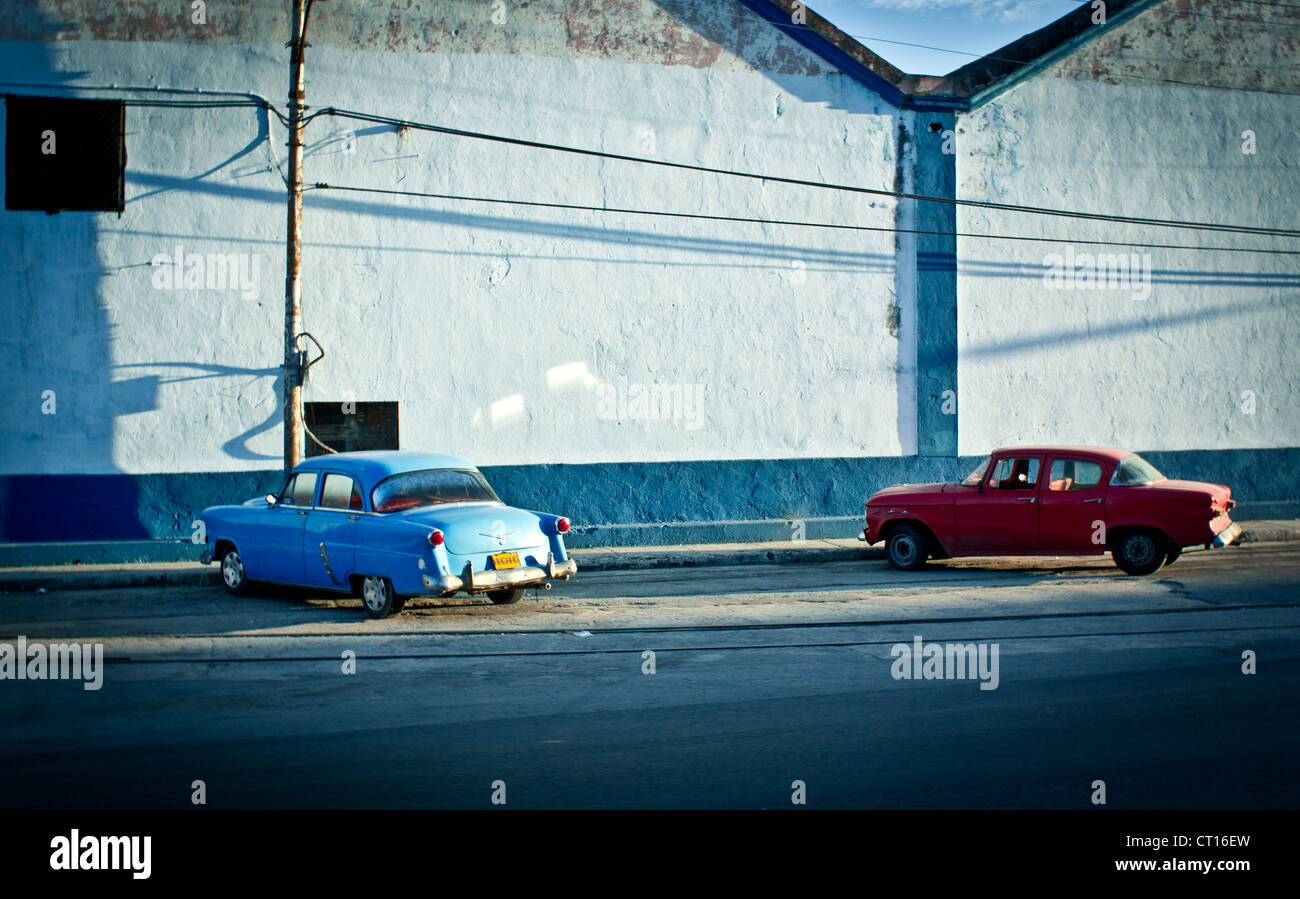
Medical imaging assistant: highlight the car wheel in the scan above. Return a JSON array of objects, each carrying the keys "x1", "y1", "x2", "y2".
[
  {"x1": 1164, "y1": 544, "x2": 1182, "y2": 567},
  {"x1": 1113, "y1": 530, "x2": 1166, "y2": 576},
  {"x1": 360, "y1": 575, "x2": 402, "y2": 618},
  {"x1": 219, "y1": 547, "x2": 251, "y2": 595},
  {"x1": 885, "y1": 525, "x2": 929, "y2": 571},
  {"x1": 487, "y1": 587, "x2": 526, "y2": 605}
]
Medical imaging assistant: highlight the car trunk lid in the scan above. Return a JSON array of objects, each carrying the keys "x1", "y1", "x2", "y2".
[{"x1": 396, "y1": 504, "x2": 545, "y2": 555}]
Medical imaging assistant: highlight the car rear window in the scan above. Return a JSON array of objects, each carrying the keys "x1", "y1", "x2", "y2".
[{"x1": 371, "y1": 469, "x2": 501, "y2": 513}]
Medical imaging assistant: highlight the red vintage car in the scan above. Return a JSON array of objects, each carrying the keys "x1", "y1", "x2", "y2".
[{"x1": 862, "y1": 446, "x2": 1241, "y2": 575}]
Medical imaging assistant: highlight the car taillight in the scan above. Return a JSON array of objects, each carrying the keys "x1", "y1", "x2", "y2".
[
  {"x1": 556, "y1": 517, "x2": 570, "y2": 534},
  {"x1": 428, "y1": 529, "x2": 445, "y2": 547}
]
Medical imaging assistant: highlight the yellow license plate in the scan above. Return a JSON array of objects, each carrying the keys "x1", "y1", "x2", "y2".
[{"x1": 491, "y1": 551, "x2": 521, "y2": 570}]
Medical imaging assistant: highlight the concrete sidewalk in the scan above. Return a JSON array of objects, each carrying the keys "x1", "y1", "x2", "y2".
[{"x1": 1, "y1": 520, "x2": 1297, "y2": 594}]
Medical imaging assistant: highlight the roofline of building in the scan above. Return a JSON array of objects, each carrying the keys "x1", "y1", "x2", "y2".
[{"x1": 739, "y1": 0, "x2": 1167, "y2": 112}]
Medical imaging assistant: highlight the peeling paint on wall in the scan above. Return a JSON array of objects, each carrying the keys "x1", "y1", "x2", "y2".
[
  {"x1": 1052, "y1": 0, "x2": 1300, "y2": 93},
  {"x1": 0, "y1": 0, "x2": 833, "y2": 75}
]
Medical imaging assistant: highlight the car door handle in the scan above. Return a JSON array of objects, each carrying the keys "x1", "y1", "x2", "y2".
[
  {"x1": 347, "y1": 515, "x2": 359, "y2": 521},
  {"x1": 297, "y1": 510, "x2": 308, "y2": 517},
  {"x1": 1016, "y1": 497, "x2": 1035, "y2": 503},
  {"x1": 1083, "y1": 498, "x2": 1102, "y2": 504}
]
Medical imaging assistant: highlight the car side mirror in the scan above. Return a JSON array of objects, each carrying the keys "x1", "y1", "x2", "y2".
[{"x1": 265, "y1": 494, "x2": 278, "y2": 506}]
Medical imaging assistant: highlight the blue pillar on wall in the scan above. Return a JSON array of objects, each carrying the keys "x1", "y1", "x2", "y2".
[{"x1": 912, "y1": 112, "x2": 958, "y2": 458}]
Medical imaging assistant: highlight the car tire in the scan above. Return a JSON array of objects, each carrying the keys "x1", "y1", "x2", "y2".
[
  {"x1": 487, "y1": 587, "x2": 526, "y2": 605},
  {"x1": 360, "y1": 575, "x2": 402, "y2": 618},
  {"x1": 219, "y1": 547, "x2": 252, "y2": 596},
  {"x1": 1164, "y1": 544, "x2": 1182, "y2": 567},
  {"x1": 885, "y1": 524, "x2": 929, "y2": 571},
  {"x1": 1113, "y1": 530, "x2": 1166, "y2": 576}
]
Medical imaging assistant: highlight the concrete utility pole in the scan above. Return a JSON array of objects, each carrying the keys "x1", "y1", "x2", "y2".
[{"x1": 283, "y1": 0, "x2": 308, "y2": 472}]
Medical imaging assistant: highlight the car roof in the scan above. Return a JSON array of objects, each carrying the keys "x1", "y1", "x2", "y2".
[
  {"x1": 990, "y1": 445, "x2": 1131, "y2": 462},
  {"x1": 293, "y1": 450, "x2": 477, "y2": 485}
]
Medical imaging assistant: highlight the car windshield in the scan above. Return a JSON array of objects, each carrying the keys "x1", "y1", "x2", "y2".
[
  {"x1": 1111, "y1": 454, "x2": 1165, "y2": 486},
  {"x1": 960, "y1": 456, "x2": 992, "y2": 487},
  {"x1": 370, "y1": 468, "x2": 501, "y2": 512}
]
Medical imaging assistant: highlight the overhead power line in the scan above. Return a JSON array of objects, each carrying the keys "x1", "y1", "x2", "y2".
[
  {"x1": 307, "y1": 182, "x2": 1300, "y2": 256},
  {"x1": 316, "y1": 107, "x2": 1300, "y2": 240},
  {"x1": 124, "y1": 97, "x2": 289, "y2": 125}
]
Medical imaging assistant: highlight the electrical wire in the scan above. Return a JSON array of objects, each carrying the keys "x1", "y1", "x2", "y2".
[
  {"x1": 317, "y1": 108, "x2": 1300, "y2": 240},
  {"x1": 308, "y1": 182, "x2": 1300, "y2": 256}
]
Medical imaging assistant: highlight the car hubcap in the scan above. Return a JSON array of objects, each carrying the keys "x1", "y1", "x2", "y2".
[
  {"x1": 893, "y1": 537, "x2": 915, "y2": 563},
  {"x1": 1127, "y1": 536, "x2": 1156, "y2": 565},
  {"x1": 362, "y1": 577, "x2": 385, "y2": 611},
  {"x1": 222, "y1": 553, "x2": 242, "y2": 587}
]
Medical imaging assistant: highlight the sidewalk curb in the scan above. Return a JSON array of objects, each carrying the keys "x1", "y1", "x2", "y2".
[
  {"x1": 575, "y1": 544, "x2": 883, "y2": 571},
  {"x1": 2, "y1": 522, "x2": 1296, "y2": 594}
]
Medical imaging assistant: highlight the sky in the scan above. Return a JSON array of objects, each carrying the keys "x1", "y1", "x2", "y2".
[{"x1": 809, "y1": 0, "x2": 1093, "y2": 75}]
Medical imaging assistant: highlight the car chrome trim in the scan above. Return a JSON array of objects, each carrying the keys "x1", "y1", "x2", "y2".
[
  {"x1": 421, "y1": 573, "x2": 463, "y2": 595},
  {"x1": 319, "y1": 542, "x2": 341, "y2": 585},
  {"x1": 443, "y1": 555, "x2": 579, "y2": 595},
  {"x1": 1211, "y1": 522, "x2": 1242, "y2": 548},
  {"x1": 478, "y1": 528, "x2": 520, "y2": 545}
]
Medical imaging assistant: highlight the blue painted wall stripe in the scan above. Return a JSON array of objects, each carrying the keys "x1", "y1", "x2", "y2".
[
  {"x1": 3, "y1": 448, "x2": 1296, "y2": 548},
  {"x1": 912, "y1": 112, "x2": 959, "y2": 457}
]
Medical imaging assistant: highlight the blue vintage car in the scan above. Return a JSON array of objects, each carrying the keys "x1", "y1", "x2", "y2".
[{"x1": 199, "y1": 451, "x2": 577, "y2": 617}]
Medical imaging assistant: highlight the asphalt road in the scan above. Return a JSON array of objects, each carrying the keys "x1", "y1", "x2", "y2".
[{"x1": 1, "y1": 543, "x2": 1297, "y2": 809}]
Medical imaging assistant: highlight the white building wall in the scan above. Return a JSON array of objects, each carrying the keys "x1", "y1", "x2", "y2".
[
  {"x1": 956, "y1": 73, "x2": 1300, "y2": 455},
  {"x1": 0, "y1": 27, "x2": 907, "y2": 476}
]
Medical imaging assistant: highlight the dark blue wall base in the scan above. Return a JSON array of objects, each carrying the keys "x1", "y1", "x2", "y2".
[{"x1": 1, "y1": 448, "x2": 1295, "y2": 556}]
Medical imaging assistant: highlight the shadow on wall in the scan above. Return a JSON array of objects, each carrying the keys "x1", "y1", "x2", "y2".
[
  {"x1": 654, "y1": 1, "x2": 887, "y2": 115},
  {"x1": 0, "y1": 14, "x2": 158, "y2": 542},
  {"x1": 124, "y1": 172, "x2": 1300, "y2": 291}
]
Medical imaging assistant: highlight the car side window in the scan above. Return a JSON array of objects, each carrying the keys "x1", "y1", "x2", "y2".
[
  {"x1": 277, "y1": 475, "x2": 297, "y2": 505},
  {"x1": 320, "y1": 474, "x2": 361, "y2": 510},
  {"x1": 988, "y1": 457, "x2": 1040, "y2": 490},
  {"x1": 280, "y1": 472, "x2": 318, "y2": 506},
  {"x1": 1047, "y1": 458, "x2": 1103, "y2": 492}
]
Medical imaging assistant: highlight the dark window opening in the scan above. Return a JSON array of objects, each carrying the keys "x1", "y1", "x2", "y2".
[
  {"x1": 5, "y1": 96, "x2": 126, "y2": 213},
  {"x1": 304, "y1": 401, "x2": 399, "y2": 457}
]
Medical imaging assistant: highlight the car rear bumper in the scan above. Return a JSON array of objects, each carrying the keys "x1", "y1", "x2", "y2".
[
  {"x1": 1210, "y1": 521, "x2": 1242, "y2": 548},
  {"x1": 420, "y1": 553, "x2": 577, "y2": 596}
]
